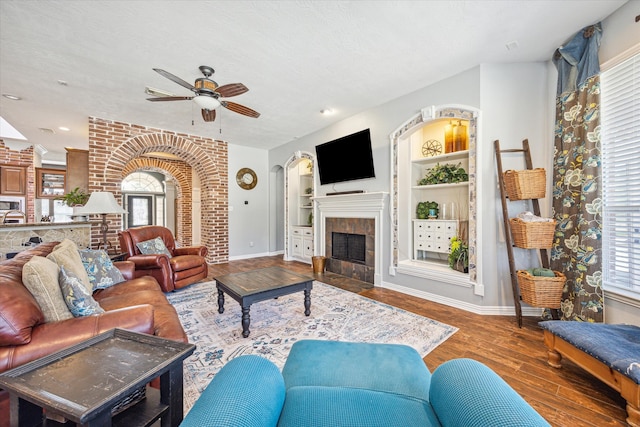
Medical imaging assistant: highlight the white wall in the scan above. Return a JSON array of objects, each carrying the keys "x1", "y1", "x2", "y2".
[
  {"x1": 227, "y1": 144, "x2": 270, "y2": 259},
  {"x1": 249, "y1": 3, "x2": 640, "y2": 319},
  {"x1": 478, "y1": 62, "x2": 551, "y2": 308}
]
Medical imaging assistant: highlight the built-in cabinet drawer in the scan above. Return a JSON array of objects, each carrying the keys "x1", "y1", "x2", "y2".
[
  {"x1": 413, "y1": 219, "x2": 457, "y2": 258},
  {"x1": 291, "y1": 226, "x2": 313, "y2": 262}
]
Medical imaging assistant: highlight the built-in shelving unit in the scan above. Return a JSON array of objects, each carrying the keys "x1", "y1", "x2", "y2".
[
  {"x1": 391, "y1": 105, "x2": 479, "y2": 288},
  {"x1": 286, "y1": 156, "x2": 314, "y2": 264},
  {"x1": 409, "y1": 123, "x2": 469, "y2": 268}
]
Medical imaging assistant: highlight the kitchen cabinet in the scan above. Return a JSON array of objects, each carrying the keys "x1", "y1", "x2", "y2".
[
  {"x1": 0, "y1": 165, "x2": 26, "y2": 195},
  {"x1": 36, "y1": 168, "x2": 66, "y2": 199},
  {"x1": 65, "y1": 148, "x2": 89, "y2": 193}
]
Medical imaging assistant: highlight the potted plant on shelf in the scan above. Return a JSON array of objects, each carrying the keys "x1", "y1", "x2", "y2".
[
  {"x1": 57, "y1": 187, "x2": 90, "y2": 221},
  {"x1": 448, "y1": 236, "x2": 469, "y2": 273},
  {"x1": 58, "y1": 187, "x2": 90, "y2": 207},
  {"x1": 418, "y1": 162, "x2": 468, "y2": 186},
  {"x1": 416, "y1": 201, "x2": 439, "y2": 219}
]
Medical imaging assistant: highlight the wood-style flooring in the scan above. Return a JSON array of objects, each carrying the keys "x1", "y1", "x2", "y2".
[{"x1": 206, "y1": 255, "x2": 628, "y2": 427}]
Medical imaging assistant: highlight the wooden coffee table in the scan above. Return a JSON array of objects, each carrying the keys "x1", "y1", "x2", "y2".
[{"x1": 215, "y1": 267, "x2": 314, "y2": 338}]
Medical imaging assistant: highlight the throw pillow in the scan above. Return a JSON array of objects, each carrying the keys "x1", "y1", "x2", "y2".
[
  {"x1": 46, "y1": 239, "x2": 92, "y2": 294},
  {"x1": 59, "y1": 266, "x2": 105, "y2": 317},
  {"x1": 136, "y1": 237, "x2": 172, "y2": 258},
  {"x1": 22, "y1": 256, "x2": 74, "y2": 322},
  {"x1": 79, "y1": 249, "x2": 125, "y2": 290}
]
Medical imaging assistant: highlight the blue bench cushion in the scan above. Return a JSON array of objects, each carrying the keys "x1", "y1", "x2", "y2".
[
  {"x1": 539, "y1": 321, "x2": 640, "y2": 384},
  {"x1": 282, "y1": 340, "x2": 431, "y2": 402},
  {"x1": 278, "y1": 386, "x2": 441, "y2": 427}
]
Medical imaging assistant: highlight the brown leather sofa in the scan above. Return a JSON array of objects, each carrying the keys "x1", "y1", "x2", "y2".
[
  {"x1": 118, "y1": 225, "x2": 208, "y2": 292},
  {"x1": 0, "y1": 242, "x2": 188, "y2": 427}
]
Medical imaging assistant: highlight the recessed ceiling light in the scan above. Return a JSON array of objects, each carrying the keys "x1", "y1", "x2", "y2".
[
  {"x1": 58, "y1": 126, "x2": 70, "y2": 131},
  {"x1": 2, "y1": 94, "x2": 22, "y2": 100},
  {"x1": 320, "y1": 109, "x2": 334, "y2": 115},
  {"x1": 38, "y1": 127, "x2": 55, "y2": 134},
  {"x1": 57, "y1": 80, "x2": 68, "y2": 86}
]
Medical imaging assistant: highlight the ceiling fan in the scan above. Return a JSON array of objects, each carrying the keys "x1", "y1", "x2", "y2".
[{"x1": 146, "y1": 65, "x2": 260, "y2": 123}]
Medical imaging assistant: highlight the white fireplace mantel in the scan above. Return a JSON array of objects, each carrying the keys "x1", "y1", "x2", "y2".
[{"x1": 314, "y1": 192, "x2": 388, "y2": 285}]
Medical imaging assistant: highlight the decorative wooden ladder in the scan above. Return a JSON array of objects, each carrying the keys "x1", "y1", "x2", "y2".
[{"x1": 494, "y1": 139, "x2": 552, "y2": 327}]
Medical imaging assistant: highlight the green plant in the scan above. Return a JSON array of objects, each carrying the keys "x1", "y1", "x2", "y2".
[
  {"x1": 57, "y1": 187, "x2": 89, "y2": 206},
  {"x1": 448, "y1": 236, "x2": 469, "y2": 272},
  {"x1": 416, "y1": 201, "x2": 439, "y2": 219},
  {"x1": 418, "y1": 163, "x2": 468, "y2": 186}
]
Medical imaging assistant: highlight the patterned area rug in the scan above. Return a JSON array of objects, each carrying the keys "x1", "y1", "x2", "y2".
[{"x1": 167, "y1": 280, "x2": 458, "y2": 412}]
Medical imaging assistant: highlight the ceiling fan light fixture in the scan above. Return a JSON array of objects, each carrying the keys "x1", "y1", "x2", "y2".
[{"x1": 193, "y1": 95, "x2": 221, "y2": 110}]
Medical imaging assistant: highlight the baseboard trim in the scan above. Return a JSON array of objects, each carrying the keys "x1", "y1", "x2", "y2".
[
  {"x1": 380, "y1": 280, "x2": 544, "y2": 317},
  {"x1": 228, "y1": 250, "x2": 283, "y2": 261}
]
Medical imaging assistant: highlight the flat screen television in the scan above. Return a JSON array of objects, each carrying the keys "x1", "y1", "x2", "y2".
[{"x1": 315, "y1": 129, "x2": 376, "y2": 185}]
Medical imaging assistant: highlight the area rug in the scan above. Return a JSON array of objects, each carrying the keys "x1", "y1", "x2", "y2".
[{"x1": 167, "y1": 280, "x2": 458, "y2": 412}]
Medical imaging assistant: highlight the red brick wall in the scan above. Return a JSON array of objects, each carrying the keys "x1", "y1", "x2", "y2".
[
  {"x1": 88, "y1": 117, "x2": 228, "y2": 263},
  {"x1": 0, "y1": 140, "x2": 35, "y2": 223}
]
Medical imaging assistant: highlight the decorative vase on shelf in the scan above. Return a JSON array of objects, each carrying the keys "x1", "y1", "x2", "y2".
[
  {"x1": 444, "y1": 121, "x2": 454, "y2": 153},
  {"x1": 454, "y1": 259, "x2": 469, "y2": 273},
  {"x1": 453, "y1": 120, "x2": 468, "y2": 152}
]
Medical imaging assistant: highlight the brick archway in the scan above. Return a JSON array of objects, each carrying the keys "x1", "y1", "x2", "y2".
[
  {"x1": 122, "y1": 157, "x2": 192, "y2": 246},
  {"x1": 88, "y1": 117, "x2": 228, "y2": 263}
]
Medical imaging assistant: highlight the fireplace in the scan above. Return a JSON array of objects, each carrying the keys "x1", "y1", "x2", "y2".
[
  {"x1": 315, "y1": 192, "x2": 387, "y2": 286},
  {"x1": 325, "y1": 217, "x2": 375, "y2": 283},
  {"x1": 332, "y1": 232, "x2": 366, "y2": 264}
]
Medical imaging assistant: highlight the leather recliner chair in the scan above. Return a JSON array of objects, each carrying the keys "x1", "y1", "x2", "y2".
[{"x1": 118, "y1": 225, "x2": 208, "y2": 292}]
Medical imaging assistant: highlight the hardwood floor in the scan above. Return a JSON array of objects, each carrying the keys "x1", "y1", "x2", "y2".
[{"x1": 207, "y1": 256, "x2": 628, "y2": 427}]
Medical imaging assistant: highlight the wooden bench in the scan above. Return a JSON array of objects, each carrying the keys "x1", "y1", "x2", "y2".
[{"x1": 539, "y1": 321, "x2": 640, "y2": 427}]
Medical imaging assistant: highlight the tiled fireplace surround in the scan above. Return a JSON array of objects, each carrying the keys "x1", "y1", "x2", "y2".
[
  {"x1": 325, "y1": 217, "x2": 375, "y2": 283},
  {"x1": 315, "y1": 192, "x2": 387, "y2": 286}
]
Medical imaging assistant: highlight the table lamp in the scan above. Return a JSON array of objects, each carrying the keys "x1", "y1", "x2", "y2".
[{"x1": 77, "y1": 192, "x2": 126, "y2": 253}]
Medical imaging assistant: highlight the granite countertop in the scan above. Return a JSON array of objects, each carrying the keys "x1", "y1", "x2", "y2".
[{"x1": 0, "y1": 221, "x2": 92, "y2": 228}]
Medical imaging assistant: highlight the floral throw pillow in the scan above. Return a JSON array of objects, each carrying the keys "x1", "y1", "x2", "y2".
[
  {"x1": 59, "y1": 266, "x2": 105, "y2": 317},
  {"x1": 78, "y1": 249, "x2": 126, "y2": 290},
  {"x1": 136, "y1": 237, "x2": 172, "y2": 258}
]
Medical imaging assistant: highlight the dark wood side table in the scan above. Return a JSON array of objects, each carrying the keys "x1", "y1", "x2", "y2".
[
  {"x1": 215, "y1": 267, "x2": 313, "y2": 338},
  {"x1": 0, "y1": 328, "x2": 195, "y2": 427}
]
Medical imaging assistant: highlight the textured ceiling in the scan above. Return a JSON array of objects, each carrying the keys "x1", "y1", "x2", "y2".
[{"x1": 0, "y1": 0, "x2": 626, "y2": 160}]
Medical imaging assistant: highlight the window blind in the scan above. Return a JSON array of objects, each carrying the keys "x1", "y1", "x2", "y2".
[{"x1": 601, "y1": 52, "x2": 640, "y2": 299}]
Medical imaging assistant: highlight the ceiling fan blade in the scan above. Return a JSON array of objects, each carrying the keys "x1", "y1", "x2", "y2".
[
  {"x1": 153, "y1": 68, "x2": 195, "y2": 91},
  {"x1": 201, "y1": 108, "x2": 217, "y2": 122},
  {"x1": 221, "y1": 101, "x2": 261, "y2": 118},
  {"x1": 147, "y1": 96, "x2": 193, "y2": 102},
  {"x1": 215, "y1": 83, "x2": 248, "y2": 98}
]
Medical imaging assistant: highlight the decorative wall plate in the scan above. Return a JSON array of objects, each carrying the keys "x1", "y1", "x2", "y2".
[{"x1": 236, "y1": 168, "x2": 257, "y2": 190}]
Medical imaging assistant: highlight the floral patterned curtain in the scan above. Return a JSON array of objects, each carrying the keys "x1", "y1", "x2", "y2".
[{"x1": 551, "y1": 23, "x2": 603, "y2": 322}]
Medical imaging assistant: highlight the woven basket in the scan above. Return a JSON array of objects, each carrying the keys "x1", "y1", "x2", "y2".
[
  {"x1": 504, "y1": 169, "x2": 546, "y2": 200},
  {"x1": 517, "y1": 270, "x2": 565, "y2": 308},
  {"x1": 510, "y1": 217, "x2": 555, "y2": 249}
]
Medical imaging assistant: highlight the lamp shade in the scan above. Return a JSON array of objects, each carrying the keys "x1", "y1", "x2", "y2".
[
  {"x1": 77, "y1": 192, "x2": 126, "y2": 215},
  {"x1": 193, "y1": 95, "x2": 221, "y2": 110}
]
